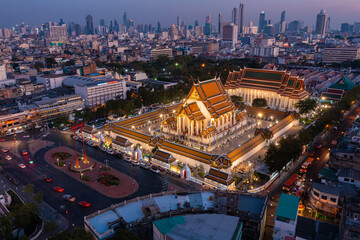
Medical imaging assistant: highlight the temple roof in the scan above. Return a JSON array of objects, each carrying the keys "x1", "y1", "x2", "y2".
[
  {"x1": 225, "y1": 68, "x2": 309, "y2": 99},
  {"x1": 204, "y1": 168, "x2": 234, "y2": 186},
  {"x1": 112, "y1": 136, "x2": 133, "y2": 147},
  {"x1": 179, "y1": 78, "x2": 236, "y2": 120},
  {"x1": 152, "y1": 149, "x2": 176, "y2": 164}
]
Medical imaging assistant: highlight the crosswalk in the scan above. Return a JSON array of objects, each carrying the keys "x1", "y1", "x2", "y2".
[
  {"x1": 268, "y1": 200, "x2": 278, "y2": 207},
  {"x1": 160, "y1": 176, "x2": 168, "y2": 192}
]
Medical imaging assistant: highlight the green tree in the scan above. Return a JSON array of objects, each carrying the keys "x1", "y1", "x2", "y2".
[
  {"x1": 230, "y1": 95, "x2": 243, "y2": 108},
  {"x1": 294, "y1": 98, "x2": 318, "y2": 115},
  {"x1": 111, "y1": 229, "x2": 139, "y2": 240},
  {"x1": 23, "y1": 184, "x2": 34, "y2": 194},
  {"x1": 0, "y1": 215, "x2": 13, "y2": 239},
  {"x1": 53, "y1": 114, "x2": 69, "y2": 128},
  {"x1": 50, "y1": 227, "x2": 93, "y2": 240},
  {"x1": 43, "y1": 221, "x2": 58, "y2": 234},
  {"x1": 252, "y1": 98, "x2": 267, "y2": 108},
  {"x1": 45, "y1": 57, "x2": 57, "y2": 68},
  {"x1": 34, "y1": 193, "x2": 43, "y2": 203}
]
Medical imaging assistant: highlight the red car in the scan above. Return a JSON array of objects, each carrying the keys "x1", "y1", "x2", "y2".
[
  {"x1": 78, "y1": 201, "x2": 91, "y2": 207},
  {"x1": 44, "y1": 178, "x2": 53, "y2": 183},
  {"x1": 0, "y1": 138, "x2": 5, "y2": 142},
  {"x1": 22, "y1": 150, "x2": 29, "y2": 155},
  {"x1": 53, "y1": 186, "x2": 64, "y2": 192}
]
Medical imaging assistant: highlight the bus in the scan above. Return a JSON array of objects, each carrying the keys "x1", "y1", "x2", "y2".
[
  {"x1": 300, "y1": 157, "x2": 315, "y2": 173},
  {"x1": 283, "y1": 174, "x2": 299, "y2": 192}
]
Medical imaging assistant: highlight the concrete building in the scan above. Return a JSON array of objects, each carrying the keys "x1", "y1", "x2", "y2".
[
  {"x1": 273, "y1": 194, "x2": 300, "y2": 240},
  {"x1": 315, "y1": 9, "x2": 328, "y2": 35},
  {"x1": 250, "y1": 46, "x2": 279, "y2": 57},
  {"x1": 150, "y1": 48, "x2": 173, "y2": 59},
  {"x1": 47, "y1": 23, "x2": 68, "y2": 41},
  {"x1": 74, "y1": 79, "x2": 126, "y2": 107},
  {"x1": 153, "y1": 214, "x2": 242, "y2": 240},
  {"x1": 37, "y1": 73, "x2": 67, "y2": 90},
  {"x1": 0, "y1": 65, "x2": 6, "y2": 80},
  {"x1": 221, "y1": 23, "x2": 238, "y2": 48},
  {"x1": 340, "y1": 196, "x2": 360, "y2": 240},
  {"x1": 323, "y1": 47, "x2": 360, "y2": 63}
]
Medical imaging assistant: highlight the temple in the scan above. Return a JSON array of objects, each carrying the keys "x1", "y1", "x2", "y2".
[
  {"x1": 172, "y1": 78, "x2": 246, "y2": 146},
  {"x1": 225, "y1": 68, "x2": 309, "y2": 111}
]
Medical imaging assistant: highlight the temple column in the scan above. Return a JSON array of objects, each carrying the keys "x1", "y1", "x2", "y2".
[{"x1": 196, "y1": 121, "x2": 199, "y2": 135}]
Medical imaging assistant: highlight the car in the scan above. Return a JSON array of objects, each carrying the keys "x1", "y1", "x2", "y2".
[
  {"x1": 53, "y1": 186, "x2": 64, "y2": 192},
  {"x1": 317, "y1": 144, "x2": 322, "y2": 149},
  {"x1": 124, "y1": 157, "x2": 131, "y2": 163},
  {"x1": 2, "y1": 148, "x2": 8, "y2": 153},
  {"x1": 5, "y1": 155, "x2": 12, "y2": 161},
  {"x1": 132, "y1": 160, "x2": 140, "y2": 166},
  {"x1": 78, "y1": 201, "x2": 91, "y2": 207},
  {"x1": 63, "y1": 194, "x2": 76, "y2": 202},
  {"x1": 18, "y1": 163, "x2": 26, "y2": 169},
  {"x1": 22, "y1": 150, "x2": 29, "y2": 155},
  {"x1": 140, "y1": 162, "x2": 149, "y2": 169},
  {"x1": 44, "y1": 177, "x2": 53, "y2": 183},
  {"x1": 0, "y1": 138, "x2": 5, "y2": 142},
  {"x1": 151, "y1": 165, "x2": 160, "y2": 174},
  {"x1": 23, "y1": 135, "x2": 30, "y2": 138}
]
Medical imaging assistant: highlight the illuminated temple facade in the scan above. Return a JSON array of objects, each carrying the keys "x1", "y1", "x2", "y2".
[
  {"x1": 173, "y1": 78, "x2": 246, "y2": 145},
  {"x1": 225, "y1": 68, "x2": 309, "y2": 111}
]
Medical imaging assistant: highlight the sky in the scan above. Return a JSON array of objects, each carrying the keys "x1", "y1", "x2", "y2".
[{"x1": 0, "y1": 0, "x2": 359, "y2": 29}]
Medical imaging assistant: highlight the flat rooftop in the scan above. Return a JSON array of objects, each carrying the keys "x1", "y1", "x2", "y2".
[{"x1": 276, "y1": 193, "x2": 299, "y2": 220}]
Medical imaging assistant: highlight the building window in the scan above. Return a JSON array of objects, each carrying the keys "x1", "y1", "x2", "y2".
[
  {"x1": 313, "y1": 190, "x2": 319, "y2": 197},
  {"x1": 321, "y1": 195, "x2": 327, "y2": 200},
  {"x1": 330, "y1": 198, "x2": 336, "y2": 203}
]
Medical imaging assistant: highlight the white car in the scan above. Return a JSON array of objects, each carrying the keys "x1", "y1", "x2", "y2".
[
  {"x1": 2, "y1": 148, "x2": 8, "y2": 153},
  {"x1": 5, "y1": 155, "x2": 12, "y2": 161},
  {"x1": 140, "y1": 162, "x2": 149, "y2": 169},
  {"x1": 18, "y1": 163, "x2": 26, "y2": 169},
  {"x1": 151, "y1": 165, "x2": 160, "y2": 174},
  {"x1": 124, "y1": 157, "x2": 131, "y2": 163},
  {"x1": 132, "y1": 160, "x2": 140, "y2": 166}
]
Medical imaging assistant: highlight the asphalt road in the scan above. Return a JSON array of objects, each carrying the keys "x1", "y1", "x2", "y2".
[{"x1": 0, "y1": 128, "x2": 168, "y2": 228}]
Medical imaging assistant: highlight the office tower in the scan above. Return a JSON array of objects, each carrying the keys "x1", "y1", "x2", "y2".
[
  {"x1": 169, "y1": 24, "x2": 178, "y2": 41},
  {"x1": 47, "y1": 23, "x2": 68, "y2": 40},
  {"x1": 315, "y1": 9, "x2": 327, "y2": 35},
  {"x1": 114, "y1": 19, "x2": 119, "y2": 32},
  {"x1": 221, "y1": 22, "x2": 237, "y2": 48},
  {"x1": 123, "y1": 12, "x2": 129, "y2": 30},
  {"x1": 100, "y1": 19, "x2": 105, "y2": 27},
  {"x1": 259, "y1": 11, "x2": 266, "y2": 32},
  {"x1": 218, "y1": 13, "x2": 222, "y2": 34},
  {"x1": 204, "y1": 15, "x2": 212, "y2": 35},
  {"x1": 157, "y1": 21, "x2": 161, "y2": 33},
  {"x1": 59, "y1": 19, "x2": 64, "y2": 26},
  {"x1": 354, "y1": 22, "x2": 360, "y2": 33},
  {"x1": 75, "y1": 24, "x2": 81, "y2": 36},
  {"x1": 326, "y1": 17, "x2": 331, "y2": 32},
  {"x1": 86, "y1": 15, "x2": 94, "y2": 35},
  {"x1": 239, "y1": 3, "x2": 244, "y2": 34},
  {"x1": 341, "y1": 23, "x2": 350, "y2": 33},
  {"x1": 281, "y1": 11, "x2": 285, "y2": 23},
  {"x1": 195, "y1": 20, "x2": 199, "y2": 28},
  {"x1": 177, "y1": 16, "x2": 181, "y2": 31},
  {"x1": 232, "y1": 8, "x2": 237, "y2": 25}
]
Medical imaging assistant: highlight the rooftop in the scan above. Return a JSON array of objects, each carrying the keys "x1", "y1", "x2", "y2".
[{"x1": 276, "y1": 193, "x2": 299, "y2": 220}]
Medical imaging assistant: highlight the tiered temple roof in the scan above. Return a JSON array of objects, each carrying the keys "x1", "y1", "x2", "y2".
[
  {"x1": 178, "y1": 78, "x2": 236, "y2": 119},
  {"x1": 225, "y1": 68, "x2": 309, "y2": 99},
  {"x1": 204, "y1": 168, "x2": 234, "y2": 186}
]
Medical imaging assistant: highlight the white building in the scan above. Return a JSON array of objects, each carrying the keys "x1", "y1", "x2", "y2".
[
  {"x1": 37, "y1": 73, "x2": 67, "y2": 90},
  {"x1": 250, "y1": 46, "x2": 279, "y2": 57},
  {"x1": 273, "y1": 194, "x2": 300, "y2": 240},
  {"x1": 75, "y1": 79, "x2": 127, "y2": 108},
  {"x1": 0, "y1": 65, "x2": 6, "y2": 80}
]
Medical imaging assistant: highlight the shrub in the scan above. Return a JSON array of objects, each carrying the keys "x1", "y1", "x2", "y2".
[
  {"x1": 97, "y1": 173, "x2": 120, "y2": 186},
  {"x1": 81, "y1": 175, "x2": 91, "y2": 181}
]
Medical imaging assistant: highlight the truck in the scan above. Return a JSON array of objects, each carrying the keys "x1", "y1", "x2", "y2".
[{"x1": 300, "y1": 157, "x2": 315, "y2": 173}]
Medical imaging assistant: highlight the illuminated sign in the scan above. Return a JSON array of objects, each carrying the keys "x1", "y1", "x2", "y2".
[{"x1": 97, "y1": 81, "x2": 118, "y2": 86}]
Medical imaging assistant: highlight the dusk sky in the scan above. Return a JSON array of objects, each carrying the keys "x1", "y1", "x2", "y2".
[{"x1": 0, "y1": 0, "x2": 359, "y2": 29}]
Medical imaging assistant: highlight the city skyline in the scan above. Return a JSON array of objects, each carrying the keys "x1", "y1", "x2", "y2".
[{"x1": 1, "y1": 0, "x2": 359, "y2": 29}]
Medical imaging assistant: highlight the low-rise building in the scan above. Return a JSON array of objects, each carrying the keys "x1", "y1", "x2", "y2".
[
  {"x1": 323, "y1": 47, "x2": 360, "y2": 63},
  {"x1": 74, "y1": 79, "x2": 126, "y2": 108},
  {"x1": 340, "y1": 196, "x2": 360, "y2": 240},
  {"x1": 37, "y1": 73, "x2": 67, "y2": 90},
  {"x1": 204, "y1": 168, "x2": 235, "y2": 191}
]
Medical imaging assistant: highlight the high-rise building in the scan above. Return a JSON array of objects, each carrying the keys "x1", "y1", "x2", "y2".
[
  {"x1": 86, "y1": 15, "x2": 94, "y2": 35},
  {"x1": 326, "y1": 17, "x2": 331, "y2": 33},
  {"x1": 177, "y1": 16, "x2": 181, "y2": 31},
  {"x1": 75, "y1": 24, "x2": 81, "y2": 36},
  {"x1": 281, "y1": 11, "x2": 286, "y2": 23},
  {"x1": 232, "y1": 8, "x2": 237, "y2": 26},
  {"x1": 239, "y1": 3, "x2": 244, "y2": 34},
  {"x1": 169, "y1": 24, "x2": 178, "y2": 41},
  {"x1": 221, "y1": 22, "x2": 238, "y2": 48},
  {"x1": 157, "y1": 21, "x2": 161, "y2": 33},
  {"x1": 47, "y1": 23, "x2": 68, "y2": 40},
  {"x1": 259, "y1": 11, "x2": 266, "y2": 32},
  {"x1": 218, "y1": 13, "x2": 222, "y2": 34},
  {"x1": 123, "y1": 12, "x2": 129, "y2": 30},
  {"x1": 100, "y1": 19, "x2": 105, "y2": 27},
  {"x1": 204, "y1": 15, "x2": 212, "y2": 35},
  {"x1": 341, "y1": 23, "x2": 350, "y2": 33},
  {"x1": 315, "y1": 9, "x2": 327, "y2": 35}
]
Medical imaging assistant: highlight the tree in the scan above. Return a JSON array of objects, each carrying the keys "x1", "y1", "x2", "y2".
[
  {"x1": 252, "y1": 98, "x2": 267, "y2": 108},
  {"x1": 50, "y1": 227, "x2": 93, "y2": 240},
  {"x1": 23, "y1": 184, "x2": 34, "y2": 194},
  {"x1": 111, "y1": 229, "x2": 139, "y2": 240},
  {"x1": 0, "y1": 215, "x2": 13, "y2": 239},
  {"x1": 34, "y1": 193, "x2": 43, "y2": 203},
  {"x1": 45, "y1": 57, "x2": 57, "y2": 68},
  {"x1": 294, "y1": 98, "x2": 318, "y2": 115},
  {"x1": 43, "y1": 221, "x2": 58, "y2": 234},
  {"x1": 231, "y1": 95, "x2": 243, "y2": 108},
  {"x1": 53, "y1": 114, "x2": 69, "y2": 128}
]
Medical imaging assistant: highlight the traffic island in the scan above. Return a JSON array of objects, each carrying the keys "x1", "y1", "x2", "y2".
[{"x1": 44, "y1": 146, "x2": 138, "y2": 198}]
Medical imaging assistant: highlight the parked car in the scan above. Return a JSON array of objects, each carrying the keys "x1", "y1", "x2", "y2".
[
  {"x1": 2, "y1": 148, "x2": 8, "y2": 153},
  {"x1": 78, "y1": 201, "x2": 91, "y2": 207},
  {"x1": 0, "y1": 138, "x2": 5, "y2": 142},
  {"x1": 5, "y1": 155, "x2": 12, "y2": 161},
  {"x1": 124, "y1": 157, "x2": 131, "y2": 163},
  {"x1": 132, "y1": 160, "x2": 140, "y2": 166},
  {"x1": 140, "y1": 162, "x2": 149, "y2": 169},
  {"x1": 151, "y1": 165, "x2": 160, "y2": 174},
  {"x1": 63, "y1": 194, "x2": 76, "y2": 202},
  {"x1": 53, "y1": 186, "x2": 64, "y2": 192}
]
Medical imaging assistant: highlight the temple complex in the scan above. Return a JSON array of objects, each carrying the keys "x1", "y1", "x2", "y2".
[{"x1": 225, "y1": 68, "x2": 309, "y2": 111}]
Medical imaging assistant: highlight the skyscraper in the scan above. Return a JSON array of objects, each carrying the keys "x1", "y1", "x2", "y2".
[
  {"x1": 259, "y1": 11, "x2": 266, "y2": 32},
  {"x1": 221, "y1": 22, "x2": 237, "y2": 48},
  {"x1": 100, "y1": 19, "x2": 105, "y2": 27},
  {"x1": 281, "y1": 11, "x2": 286, "y2": 23},
  {"x1": 204, "y1": 15, "x2": 212, "y2": 35},
  {"x1": 177, "y1": 16, "x2": 181, "y2": 31},
  {"x1": 123, "y1": 12, "x2": 128, "y2": 30},
  {"x1": 157, "y1": 21, "x2": 161, "y2": 33},
  {"x1": 315, "y1": 9, "x2": 327, "y2": 35},
  {"x1": 218, "y1": 13, "x2": 222, "y2": 34},
  {"x1": 232, "y1": 8, "x2": 237, "y2": 26},
  {"x1": 239, "y1": 3, "x2": 244, "y2": 34},
  {"x1": 169, "y1": 24, "x2": 178, "y2": 41},
  {"x1": 86, "y1": 15, "x2": 94, "y2": 35}
]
